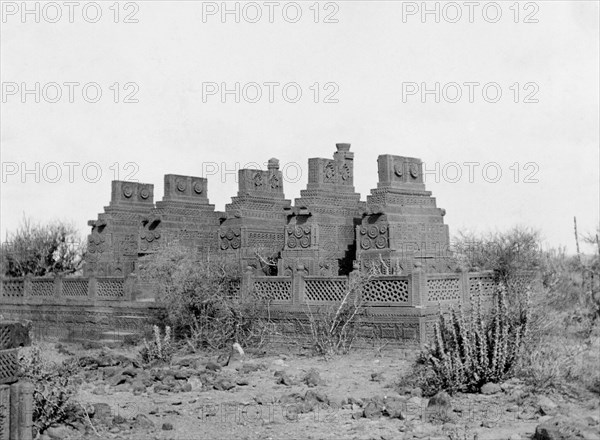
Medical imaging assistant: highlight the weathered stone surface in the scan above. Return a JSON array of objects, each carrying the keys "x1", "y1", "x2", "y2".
[
  {"x1": 537, "y1": 395, "x2": 558, "y2": 415},
  {"x1": 534, "y1": 415, "x2": 599, "y2": 440},
  {"x1": 481, "y1": 382, "x2": 502, "y2": 395}
]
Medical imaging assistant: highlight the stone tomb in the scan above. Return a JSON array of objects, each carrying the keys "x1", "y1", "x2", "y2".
[
  {"x1": 279, "y1": 144, "x2": 364, "y2": 276},
  {"x1": 357, "y1": 154, "x2": 454, "y2": 274}
]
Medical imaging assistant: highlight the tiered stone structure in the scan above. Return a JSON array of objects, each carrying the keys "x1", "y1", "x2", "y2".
[
  {"x1": 140, "y1": 174, "x2": 219, "y2": 255},
  {"x1": 220, "y1": 159, "x2": 292, "y2": 274},
  {"x1": 279, "y1": 144, "x2": 364, "y2": 276},
  {"x1": 357, "y1": 155, "x2": 454, "y2": 275},
  {"x1": 85, "y1": 181, "x2": 155, "y2": 277}
]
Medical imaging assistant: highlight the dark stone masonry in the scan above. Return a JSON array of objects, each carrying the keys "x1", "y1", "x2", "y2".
[{"x1": 2, "y1": 143, "x2": 532, "y2": 346}]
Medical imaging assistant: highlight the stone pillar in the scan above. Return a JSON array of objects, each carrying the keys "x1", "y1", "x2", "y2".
[
  {"x1": 9, "y1": 382, "x2": 33, "y2": 440},
  {"x1": 0, "y1": 384, "x2": 9, "y2": 440},
  {"x1": 23, "y1": 275, "x2": 32, "y2": 301},
  {"x1": 459, "y1": 269, "x2": 470, "y2": 306},
  {"x1": 54, "y1": 274, "x2": 63, "y2": 300},
  {"x1": 124, "y1": 274, "x2": 136, "y2": 301},
  {"x1": 241, "y1": 266, "x2": 253, "y2": 303},
  {"x1": 411, "y1": 263, "x2": 425, "y2": 307},
  {"x1": 88, "y1": 276, "x2": 97, "y2": 302},
  {"x1": 293, "y1": 265, "x2": 306, "y2": 305}
]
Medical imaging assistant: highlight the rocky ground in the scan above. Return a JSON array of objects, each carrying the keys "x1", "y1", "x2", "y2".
[{"x1": 32, "y1": 343, "x2": 600, "y2": 440}]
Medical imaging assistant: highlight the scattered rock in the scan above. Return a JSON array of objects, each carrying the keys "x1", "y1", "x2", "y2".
[
  {"x1": 276, "y1": 372, "x2": 295, "y2": 386},
  {"x1": 45, "y1": 425, "x2": 72, "y2": 439},
  {"x1": 363, "y1": 401, "x2": 384, "y2": 419},
  {"x1": 383, "y1": 396, "x2": 404, "y2": 419},
  {"x1": 371, "y1": 372, "x2": 384, "y2": 382},
  {"x1": 481, "y1": 382, "x2": 502, "y2": 395},
  {"x1": 538, "y1": 395, "x2": 558, "y2": 416},
  {"x1": 533, "y1": 415, "x2": 594, "y2": 440},
  {"x1": 585, "y1": 415, "x2": 599, "y2": 426},
  {"x1": 213, "y1": 378, "x2": 236, "y2": 391},
  {"x1": 226, "y1": 342, "x2": 245, "y2": 367},
  {"x1": 205, "y1": 361, "x2": 222, "y2": 372},
  {"x1": 188, "y1": 377, "x2": 203, "y2": 391},
  {"x1": 426, "y1": 391, "x2": 452, "y2": 421},
  {"x1": 162, "y1": 422, "x2": 173, "y2": 431},
  {"x1": 303, "y1": 369, "x2": 324, "y2": 387},
  {"x1": 131, "y1": 414, "x2": 154, "y2": 430},
  {"x1": 238, "y1": 363, "x2": 265, "y2": 374}
]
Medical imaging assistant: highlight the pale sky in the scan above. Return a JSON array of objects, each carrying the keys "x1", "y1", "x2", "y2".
[{"x1": 1, "y1": 1, "x2": 598, "y2": 253}]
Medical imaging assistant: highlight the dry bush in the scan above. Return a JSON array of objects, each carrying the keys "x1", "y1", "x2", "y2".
[
  {"x1": 140, "y1": 245, "x2": 272, "y2": 351},
  {"x1": 305, "y1": 273, "x2": 370, "y2": 355},
  {"x1": 1, "y1": 215, "x2": 85, "y2": 277},
  {"x1": 19, "y1": 345, "x2": 83, "y2": 436}
]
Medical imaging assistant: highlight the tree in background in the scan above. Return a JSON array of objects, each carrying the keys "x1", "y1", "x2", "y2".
[{"x1": 1, "y1": 216, "x2": 85, "y2": 277}]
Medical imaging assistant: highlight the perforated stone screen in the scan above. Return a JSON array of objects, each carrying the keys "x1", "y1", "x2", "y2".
[
  {"x1": 426, "y1": 278, "x2": 461, "y2": 302},
  {"x1": 0, "y1": 279, "x2": 24, "y2": 298},
  {"x1": 0, "y1": 349, "x2": 18, "y2": 385},
  {"x1": 31, "y1": 279, "x2": 54, "y2": 297},
  {"x1": 97, "y1": 279, "x2": 125, "y2": 298},
  {"x1": 304, "y1": 278, "x2": 347, "y2": 302},
  {"x1": 253, "y1": 279, "x2": 292, "y2": 302},
  {"x1": 362, "y1": 279, "x2": 409, "y2": 304},
  {"x1": 62, "y1": 279, "x2": 89, "y2": 297},
  {"x1": 468, "y1": 275, "x2": 496, "y2": 299}
]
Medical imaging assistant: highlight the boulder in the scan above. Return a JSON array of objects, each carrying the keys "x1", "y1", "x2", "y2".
[
  {"x1": 226, "y1": 342, "x2": 245, "y2": 367},
  {"x1": 534, "y1": 415, "x2": 597, "y2": 440},
  {"x1": 303, "y1": 369, "x2": 324, "y2": 387},
  {"x1": 480, "y1": 382, "x2": 502, "y2": 395}
]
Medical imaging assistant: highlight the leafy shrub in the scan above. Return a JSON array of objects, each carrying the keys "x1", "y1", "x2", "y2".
[
  {"x1": 305, "y1": 273, "x2": 370, "y2": 355},
  {"x1": 19, "y1": 345, "x2": 83, "y2": 436},
  {"x1": 139, "y1": 245, "x2": 271, "y2": 350},
  {"x1": 419, "y1": 284, "x2": 529, "y2": 394},
  {"x1": 140, "y1": 325, "x2": 173, "y2": 364}
]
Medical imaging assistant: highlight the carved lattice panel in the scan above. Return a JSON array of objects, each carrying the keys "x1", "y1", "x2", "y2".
[
  {"x1": 362, "y1": 279, "x2": 409, "y2": 304},
  {"x1": 31, "y1": 279, "x2": 54, "y2": 297},
  {"x1": 0, "y1": 327, "x2": 10, "y2": 351},
  {"x1": 0, "y1": 349, "x2": 18, "y2": 385},
  {"x1": 97, "y1": 279, "x2": 125, "y2": 298},
  {"x1": 469, "y1": 276, "x2": 496, "y2": 298},
  {"x1": 0, "y1": 280, "x2": 24, "y2": 298},
  {"x1": 305, "y1": 279, "x2": 347, "y2": 302},
  {"x1": 62, "y1": 279, "x2": 89, "y2": 297},
  {"x1": 253, "y1": 280, "x2": 292, "y2": 301},
  {"x1": 427, "y1": 278, "x2": 461, "y2": 302}
]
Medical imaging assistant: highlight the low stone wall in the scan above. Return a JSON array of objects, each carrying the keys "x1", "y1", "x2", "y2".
[{"x1": 0, "y1": 270, "x2": 536, "y2": 347}]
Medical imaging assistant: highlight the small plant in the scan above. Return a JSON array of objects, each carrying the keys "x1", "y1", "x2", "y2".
[
  {"x1": 19, "y1": 345, "x2": 83, "y2": 436},
  {"x1": 305, "y1": 273, "x2": 370, "y2": 355},
  {"x1": 419, "y1": 283, "x2": 529, "y2": 394},
  {"x1": 140, "y1": 325, "x2": 173, "y2": 364}
]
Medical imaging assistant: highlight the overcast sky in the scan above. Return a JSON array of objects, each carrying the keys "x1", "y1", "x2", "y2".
[{"x1": 1, "y1": 1, "x2": 598, "y2": 253}]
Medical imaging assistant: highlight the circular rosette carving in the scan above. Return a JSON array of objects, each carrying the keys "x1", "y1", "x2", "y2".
[
  {"x1": 122, "y1": 184, "x2": 134, "y2": 198},
  {"x1": 253, "y1": 173, "x2": 263, "y2": 187},
  {"x1": 379, "y1": 225, "x2": 388, "y2": 234},
  {"x1": 409, "y1": 163, "x2": 419, "y2": 178},
  {"x1": 299, "y1": 236, "x2": 310, "y2": 248},
  {"x1": 340, "y1": 163, "x2": 351, "y2": 181},
  {"x1": 193, "y1": 181, "x2": 203, "y2": 194},
  {"x1": 146, "y1": 234, "x2": 154, "y2": 242},
  {"x1": 375, "y1": 236, "x2": 387, "y2": 249},
  {"x1": 269, "y1": 174, "x2": 280, "y2": 189},
  {"x1": 303, "y1": 226, "x2": 311, "y2": 234},
  {"x1": 176, "y1": 179, "x2": 186, "y2": 192},
  {"x1": 220, "y1": 239, "x2": 230, "y2": 250},
  {"x1": 140, "y1": 232, "x2": 146, "y2": 240},
  {"x1": 287, "y1": 236, "x2": 298, "y2": 248},
  {"x1": 294, "y1": 227, "x2": 303, "y2": 239},
  {"x1": 368, "y1": 225, "x2": 378, "y2": 239},
  {"x1": 394, "y1": 163, "x2": 403, "y2": 177},
  {"x1": 360, "y1": 226, "x2": 367, "y2": 235},
  {"x1": 88, "y1": 243, "x2": 97, "y2": 253},
  {"x1": 139, "y1": 187, "x2": 150, "y2": 199},
  {"x1": 361, "y1": 238, "x2": 372, "y2": 250},
  {"x1": 226, "y1": 230, "x2": 235, "y2": 240},
  {"x1": 230, "y1": 237, "x2": 241, "y2": 249},
  {"x1": 140, "y1": 242, "x2": 149, "y2": 252},
  {"x1": 153, "y1": 231, "x2": 161, "y2": 240},
  {"x1": 324, "y1": 162, "x2": 335, "y2": 181}
]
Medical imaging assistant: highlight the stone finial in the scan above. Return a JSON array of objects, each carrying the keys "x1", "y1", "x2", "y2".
[
  {"x1": 336, "y1": 143, "x2": 351, "y2": 152},
  {"x1": 267, "y1": 158, "x2": 280, "y2": 170}
]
